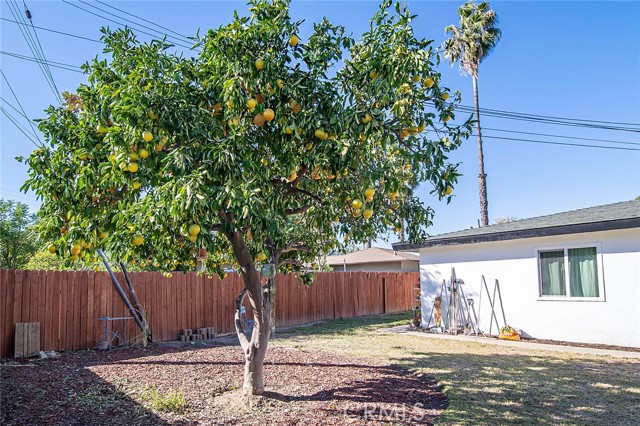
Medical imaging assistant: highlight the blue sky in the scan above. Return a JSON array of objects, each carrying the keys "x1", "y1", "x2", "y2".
[{"x1": 1, "y1": 1, "x2": 639, "y2": 246}]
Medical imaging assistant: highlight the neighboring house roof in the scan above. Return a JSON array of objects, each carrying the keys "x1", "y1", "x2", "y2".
[
  {"x1": 394, "y1": 200, "x2": 640, "y2": 251},
  {"x1": 325, "y1": 247, "x2": 419, "y2": 266}
]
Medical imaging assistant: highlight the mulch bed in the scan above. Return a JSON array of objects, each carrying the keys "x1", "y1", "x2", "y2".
[{"x1": 1, "y1": 345, "x2": 446, "y2": 425}]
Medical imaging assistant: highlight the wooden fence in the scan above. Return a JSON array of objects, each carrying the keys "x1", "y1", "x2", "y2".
[{"x1": 0, "y1": 270, "x2": 418, "y2": 358}]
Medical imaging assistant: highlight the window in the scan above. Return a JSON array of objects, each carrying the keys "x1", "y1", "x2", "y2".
[{"x1": 537, "y1": 245, "x2": 602, "y2": 299}]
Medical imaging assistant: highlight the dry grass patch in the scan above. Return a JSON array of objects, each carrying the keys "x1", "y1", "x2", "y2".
[{"x1": 273, "y1": 313, "x2": 640, "y2": 426}]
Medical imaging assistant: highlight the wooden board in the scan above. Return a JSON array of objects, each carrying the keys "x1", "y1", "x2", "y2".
[{"x1": 14, "y1": 322, "x2": 40, "y2": 358}]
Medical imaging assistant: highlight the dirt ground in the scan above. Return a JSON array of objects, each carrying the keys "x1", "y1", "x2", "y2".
[{"x1": 1, "y1": 344, "x2": 446, "y2": 425}]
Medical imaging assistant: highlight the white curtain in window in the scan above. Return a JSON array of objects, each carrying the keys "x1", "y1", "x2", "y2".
[
  {"x1": 540, "y1": 251, "x2": 566, "y2": 296},
  {"x1": 569, "y1": 247, "x2": 599, "y2": 297}
]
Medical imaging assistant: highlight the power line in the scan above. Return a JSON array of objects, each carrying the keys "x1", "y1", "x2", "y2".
[
  {"x1": 22, "y1": 0, "x2": 62, "y2": 103},
  {"x1": 94, "y1": 0, "x2": 192, "y2": 43},
  {"x1": 78, "y1": 0, "x2": 191, "y2": 45},
  {"x1": 0, "y1": 106, "x2": 41, "y2": 147},
  {"x1": 5, "y1": 0, "x2": 60, "y2": 102},
  {"x1": 477, "y1": 105, "x2": 639, "y2": 127},
  {"x1": 0, "y1": 69, "x2": 42, "y2": 143},
  {"x1": 483, "y1": 134, "x2": 640, "y2": 152},
  {"x1": 0, "y1": 97, "x2": 41, "y2": 140},
  {"x1": 449, "y1": 103, "x2": 639, "y2": 133},
  {"x1": 482, "y1": 127, "x2": 640, "y2": 147},
  {"x1": 62, "y1": 0, "x2": 196, "y2": 51},
  {"x1": 0, "y1": 51, "x2": 84, "y2": 73},
  {"x1": 0, "y1": 17, "x2": 102, "y2": 44}
]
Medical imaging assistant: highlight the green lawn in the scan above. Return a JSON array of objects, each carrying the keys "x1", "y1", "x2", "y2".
[{"x1": 273, "y1": 312, "x2": 640, "y2": 426}]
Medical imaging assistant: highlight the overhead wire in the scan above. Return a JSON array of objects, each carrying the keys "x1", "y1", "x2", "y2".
[
  {"x1": 22, "y1": 0, "x2": 62, "y2": 103},
  {"x1": 5, "y1": 0, "x2": 60, "y2": 102},
  {"x1": 91, "y1": 0, "x2": 193, "y2": 44},
  {"x1": 481, "y1": 127, "x2": 640, "y2": 147},
  {"x1": 62, "y1": 0, "x2": 196, "y2": 51},
  {"x1": 0, "y1": 96, "x2": 41, "y2": 140},
  {"x1": 482, "y1": 134, "x2": 640, "y2": 152},
  {"x1": 0, "y1": 69, "x2": 42, "y2": 143},
  {"x1": 0, "y1": 51, "x2": 85, "y2": 73},
  {"x1": 0, "y1": 106, "x2": 42, "y2": 147},
  {"x1": 0, "y1": 17, "x2": 102, "y2": 44},
  {"x1": 448, "y1": 103, "x2": 639, "y2": 133}
]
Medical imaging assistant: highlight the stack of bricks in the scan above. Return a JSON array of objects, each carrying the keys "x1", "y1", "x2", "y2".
[{"x1": 179, "y1": 327, "x2": 216, "y2": 342}]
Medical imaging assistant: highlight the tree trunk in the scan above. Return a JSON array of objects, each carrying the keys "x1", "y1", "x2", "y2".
[
  {"x1": 225, "y1": 228, "x2": 272, "y2": 396},
  {"x1": 473, "y1": 75, "x2": 489, "y2": 227}
]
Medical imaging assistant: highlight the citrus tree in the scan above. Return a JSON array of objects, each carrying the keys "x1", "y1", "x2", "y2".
[{"x1": 22, "y1": 0, "x2": 470, "y2": 395}]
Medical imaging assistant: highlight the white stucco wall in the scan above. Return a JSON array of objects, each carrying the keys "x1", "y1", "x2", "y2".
[{"x1": 419, "y1": 228, "x2": 640, "y2": 347}]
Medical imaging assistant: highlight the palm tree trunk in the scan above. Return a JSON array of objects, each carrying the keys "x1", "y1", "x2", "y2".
[{"x1": 473, "y1": 75, "x2": 489, "y2": 227}]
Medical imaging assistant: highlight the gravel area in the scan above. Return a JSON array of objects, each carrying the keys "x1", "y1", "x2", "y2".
[{"x1": 1, "y1": 345, "x2": 446, "y2": 425}]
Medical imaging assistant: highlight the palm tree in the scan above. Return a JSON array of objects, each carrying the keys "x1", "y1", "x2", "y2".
[{"x1": 444, "y1": 2, "x2": 501, "y2": 227}]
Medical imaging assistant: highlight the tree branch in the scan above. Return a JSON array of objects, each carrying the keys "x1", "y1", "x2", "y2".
[
  {"x1": 234, "y1": 288, "x2": 251, "y2": 353},
  {"x1": 280, "y1": 243, "x2": 310, "y2": 254},
  {"x1": 278, "y1": 259, "x2": 303, "y2": 267},
  {"x1": 284, "y1": 205, "x2": 310, "y2": 215},
  {"x1": 285, "y1": 186, "x2": 323, "y2": 204}
]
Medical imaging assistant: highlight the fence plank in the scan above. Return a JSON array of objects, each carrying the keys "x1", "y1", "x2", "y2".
[
  {"x1": 2, "y1": 270, "x2": 15, "y2": 357},
  {"x1": 0, "y1": 269, "x2": 416, "y2": 355}
]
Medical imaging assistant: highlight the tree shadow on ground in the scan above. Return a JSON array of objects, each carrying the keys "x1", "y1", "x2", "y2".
[
  {"x1": 390, "y1": 350, "x2": 640, "y2": 426},
  {"x1": 1, "y1": 361, "x2": 173, "y2": 426},
  {"x1": 1, "y1": 343, "x2": 449, "y2": 425}
]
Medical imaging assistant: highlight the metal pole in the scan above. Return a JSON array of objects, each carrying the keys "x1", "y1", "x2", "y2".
[
  {"x1": 495, "y1": 279, "x2": 507, "y2": 328},
  {"x1": 97, "y1": 249, "x2": 146, "y2": 334}
]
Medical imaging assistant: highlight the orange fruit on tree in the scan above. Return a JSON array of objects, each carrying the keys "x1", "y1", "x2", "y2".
[
  {"x1": 131, "y1": 235, "x2": 144, "y2": 246},
  {"x1": 351, "y1": 199, "x2": 363, "y2": 209},
  {"x1": 253, "y1": 113, "x2": 266, "y2": 127},
  {"x1": 288, "y1": 35, "x2": 299, "y2": 46},
  {"x1": 255, "y1": 59, "x2": 265, "y2": 70},
  {"x1": 262, "y1": 108, "x2": 275, "y2": 121},
  {"x1": 96, "y1": 124, "x2": 107, "y2": 134},
  {"x1": 127, "y1": 162, "x2": 139, "y2": 173},
  {"x1": 48, "y1": 244, "x2": 56, "y2": 254},
  {"x1": 188, "y1": 224, "x2": 201, "y2": 236},
  {"x1": 364, "y1": 187, "x2": 375, "y2": 198},
  {"x1": 444, "y1": 186, "x2": 453, "y2": 196},
  {"x1": 423, "y1": 77, "x2": 434, "y2": 88},
  {"x1": 441, "y1": 92, "x2": 450, "y2": 101},
  {"x1": 246, "y1": 98, "x2": 257, "y2": 109},
  {"x1": 142, "y1": 131, "x2": 153, "y2": 142},
  {"x1": 363, "y1": 209, "x2": 373, "y2": 220}
]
